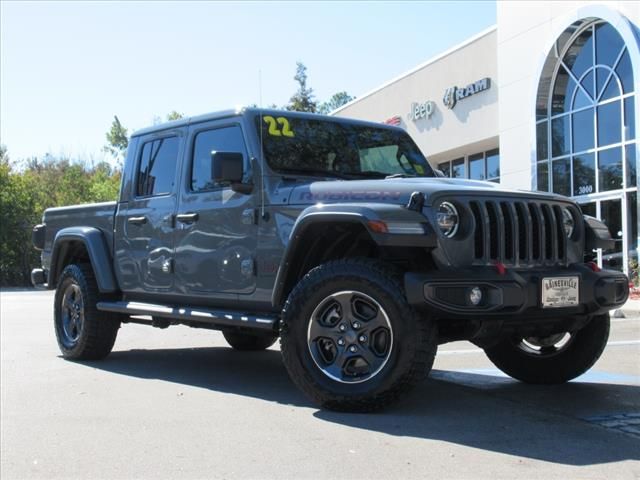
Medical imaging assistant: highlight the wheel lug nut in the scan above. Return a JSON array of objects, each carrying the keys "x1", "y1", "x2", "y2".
[
  {"x1": 337, "y1": 338, "x2": 345, "y2": 346},
  {"x1": 339, "y1": 324, "x2": 347, "y2": 332},
  {"x1": 359, "y1": 335, "x2": 367, "y2": 342},
  {"x1": 349, "y1": 345, "x2": 358, "y2": 353},
  {"x1": 353, "y1": 321, "x2": 361, "y2": 329}
]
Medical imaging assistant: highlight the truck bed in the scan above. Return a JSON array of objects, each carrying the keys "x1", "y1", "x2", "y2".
[{"x1": 41, "y1": 201, "x2": 117, "y2": 271}]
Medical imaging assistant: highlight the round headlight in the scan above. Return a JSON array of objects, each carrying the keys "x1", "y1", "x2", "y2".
[
  {"x1": 437, "y1": 201, "x2": 459, "y2": 238},
  {"x1": 562, "y1": 207, "x2": 574, "y2": 238}
]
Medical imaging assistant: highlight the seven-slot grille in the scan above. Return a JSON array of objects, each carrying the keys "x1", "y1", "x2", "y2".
[{"x1": 468, "y1": 200, "x2": 572, "y2": 267}]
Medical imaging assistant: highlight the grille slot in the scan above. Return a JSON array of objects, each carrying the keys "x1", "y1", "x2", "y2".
[
  {"x1": 486, "y1": 202, "x2": 499, "y2": 260},
  {"x1": 470, "y1": 201, "x2": 484, "y2": 259},
  {"x1": 465, "y1": 199, "x2": 571, "y2": 267}
]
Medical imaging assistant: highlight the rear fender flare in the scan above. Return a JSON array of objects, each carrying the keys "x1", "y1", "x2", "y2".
[{"x1": 49, "y1": 227, "x2": 118, "y2": 293}]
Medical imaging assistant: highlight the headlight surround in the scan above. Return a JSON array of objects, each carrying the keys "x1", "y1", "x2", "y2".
[
  {"x1": 562, "y1": 207, "x2": 575, "y2": 238},
  {"x1": 436, "y1": 201, "x2": 459, "y2": 238}
]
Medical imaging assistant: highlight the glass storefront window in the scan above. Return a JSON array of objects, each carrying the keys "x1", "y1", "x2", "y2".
[
  {"x1": 598, "y1": 146, "x2": 623, "y2": 192},
  {"x1": 469, "y1": 154, "x2": 485, "y2": 180},
  {"x1": 572, "y1": 108, "x2": 594, "y2": 153},
  {"x1": 573, "y1": 152, "x2": 595, "y2": 196},
  {"x1": 451, "y1": 158, "x2": 465, "y2": 178},
  {"x1": 624, "y1": 96, "x2": 635, "y2": 141},
  {"x1": 616, "y1": 49, "x2": 633, "y2": 94},
  {"x1": 563, "y1": 27, "x2": 593, "y2": 80},
  {"x1": 628, "y1": 192, "x2": 638, "y2": 285},
  {"x1": 486, "y1": 149, "x2": 500, "y2": 180},
  {"x1": 626, "y1": 143, "x2": 637, "y2": 187},
  {"x1": 536, "y1": 121, "x2": 548, "y2": 160},
  {"x1": 537, "y1": 161, "x2": 548, "y2": 191},
  {"x1": 551, "y1": 65, "x2": 576, "y2": 115},
  {"x1": 596, "y1": 23, "x2": 624, "y2": 67},
  {"x1": 438, "y1": 161, "x2": 451, "y2": 178},
  {"x1": 552, "y1": 115, "x2": 570, "y2": 157},
  {"x1": 436, "y1": 149, "x2": 500, "y2": 183},
  {"x1": 552, "y1": 158, "x2": 571, "y2": 196},
  {"x1": 597, "y1": 101, "x2": 622, "y2": 146}
]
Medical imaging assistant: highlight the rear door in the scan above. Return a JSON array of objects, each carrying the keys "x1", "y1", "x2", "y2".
[
  {"x1": 116, "y1": 130, "x2": 184, "y2": 294},
  {"x1": 172, "y1": 120, "x2": 258, "y2": 299}
]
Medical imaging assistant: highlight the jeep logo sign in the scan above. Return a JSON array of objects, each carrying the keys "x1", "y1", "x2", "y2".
[
  {"x1": 410, "y1": 101, "x2": 435, "y2": 121},
  {"x1": 442, "y1": 77, "x2": 491, "y2": 110}
]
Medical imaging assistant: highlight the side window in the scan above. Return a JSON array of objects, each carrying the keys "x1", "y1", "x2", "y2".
[
  {"x1": 191, "y1": 125, "x2": 248, "y2": 192},
  {"x1": 137, "y1": 137, "x2": 180, "y2": 197}
]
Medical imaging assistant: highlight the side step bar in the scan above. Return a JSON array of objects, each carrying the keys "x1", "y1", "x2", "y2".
[{"x1": 96, "y1": 301, "x2": 278, "y2": 332}]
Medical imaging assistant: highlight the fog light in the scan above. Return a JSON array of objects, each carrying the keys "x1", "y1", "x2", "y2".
[{"x1": 469, "y1": 287, "x2": 483, "y2": 306}]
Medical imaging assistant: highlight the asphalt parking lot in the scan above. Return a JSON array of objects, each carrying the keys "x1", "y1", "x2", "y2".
[{"x1": 1, "y1": 289, "x2": 639, "y2": 479}]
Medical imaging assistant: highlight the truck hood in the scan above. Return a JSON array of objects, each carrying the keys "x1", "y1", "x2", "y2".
[{"x1": 285, "y1": 177, "x2": 568, "y2": 207}]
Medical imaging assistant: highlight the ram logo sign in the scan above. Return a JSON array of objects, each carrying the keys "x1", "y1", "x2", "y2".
[{"x1": 442, "y1": 77, "x2": 491, "y2": 110}]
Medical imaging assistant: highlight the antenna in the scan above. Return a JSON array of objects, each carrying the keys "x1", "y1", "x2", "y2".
[{"x1": 259, "y1": 69, "x2": 266, "y2": 219}]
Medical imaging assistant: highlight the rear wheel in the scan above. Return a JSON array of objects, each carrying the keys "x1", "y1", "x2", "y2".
[
  {"x1": 483, "y1": 314, "x2": 610, "y2": 384},
  {"x1": 280, "y1": 259, "x2": 437, "y2": 412},
  {"x1": 222, "y1": 330, "x2": 278, "y2": 351},
  {"x1": 54, "y1": 264, "x2": 120, "y2": 360}
]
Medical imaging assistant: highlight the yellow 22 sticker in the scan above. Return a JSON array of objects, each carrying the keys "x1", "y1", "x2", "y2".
[{"x1": 264, "y1": 116, "x2": 295, "y2": 137}]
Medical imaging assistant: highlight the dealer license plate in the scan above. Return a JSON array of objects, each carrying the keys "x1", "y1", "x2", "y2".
[{"x1": 541, "y1": 276, "x2": 580, "y2": 308}]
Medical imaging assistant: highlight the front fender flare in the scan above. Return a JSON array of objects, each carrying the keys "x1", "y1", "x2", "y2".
[{"x1": 271, "y1": 203, "x2": 434, "y2": 308}]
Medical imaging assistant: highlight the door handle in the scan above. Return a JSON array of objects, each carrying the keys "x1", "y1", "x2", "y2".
[
  {"x1": 128, "y1": 216, "x2": 147, "y2": 225},
  {"x1": 175, "y1": 212, "x2": 199, "y2": 224}
]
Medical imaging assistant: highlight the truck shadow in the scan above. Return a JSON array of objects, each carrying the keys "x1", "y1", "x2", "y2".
[{"x1": 84, "y1": 346, "x2": 640, "y2": 467}]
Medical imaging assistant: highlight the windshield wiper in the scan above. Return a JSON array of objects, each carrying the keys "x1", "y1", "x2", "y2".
[
  {"x1": 278, "y1": 168, "x2": 352, "y2": 180},
  {"x1": 385, "y1": 173, "x2": 418, "y2": 179},
  {"x1": 343, "y1": 171, "x2": 388, "y2": 179}
]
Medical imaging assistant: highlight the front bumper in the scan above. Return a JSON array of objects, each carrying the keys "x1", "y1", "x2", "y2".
[{"x1": 405, "y1": 264, "x2": 629, "y2": 319}]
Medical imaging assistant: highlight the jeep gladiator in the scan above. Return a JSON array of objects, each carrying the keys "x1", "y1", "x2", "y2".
[{"x1": 31, "y1": 108, "x2": 629, "y2": 411}]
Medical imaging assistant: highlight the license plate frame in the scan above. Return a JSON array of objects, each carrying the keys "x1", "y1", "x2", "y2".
[{"x1": 541, "y1": 276, "x2": 580, "y2": 308}]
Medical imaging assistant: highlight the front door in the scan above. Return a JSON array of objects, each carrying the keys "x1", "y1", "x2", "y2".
[
  {"x1": 172, "y1": 121, "x2": 258, "y2": 298},
  {"x1": 577, "y1": 194, "x2": 627, "y2": 272}
]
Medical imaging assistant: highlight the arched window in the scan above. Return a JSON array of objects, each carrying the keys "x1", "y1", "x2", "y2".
[
  {"x1": 535, "y1": 21, "x2": 635, "y2": 197},
  {"x1": 535, "y1": 19, "x2": 637, "y2": 274}
]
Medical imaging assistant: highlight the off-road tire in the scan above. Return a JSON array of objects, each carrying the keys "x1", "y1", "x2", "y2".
[
  {"x1": 54, "y1": 263, "x2": 120, "y2": 360},
  {"x1": 280, "y1": 258, "x2": 437, "y2": 412},
  {"x1": 222, "y1": 330, "x2": 278, "y2": 351},
  {"x1": 483, "y1": 314, "x2": 610, "y2": 384}
]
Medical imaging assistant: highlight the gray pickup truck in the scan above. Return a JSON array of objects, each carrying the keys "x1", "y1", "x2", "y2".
[{"x1": 31, "y1": 108, "x2": 629, "y2": 411}]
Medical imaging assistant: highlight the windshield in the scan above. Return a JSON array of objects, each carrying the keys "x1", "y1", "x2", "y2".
[{"x1": 255, "y1": 114, "x2": 434, "y2": 178}]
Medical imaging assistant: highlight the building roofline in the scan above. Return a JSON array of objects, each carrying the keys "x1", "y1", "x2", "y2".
[{"x1": 331, "y1": 24, "x2": 498, "y2": 115}]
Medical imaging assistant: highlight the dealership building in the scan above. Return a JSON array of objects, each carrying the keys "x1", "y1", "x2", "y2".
[{"x1": 334, "y1": 1, "x2": 639, "y2": 276}]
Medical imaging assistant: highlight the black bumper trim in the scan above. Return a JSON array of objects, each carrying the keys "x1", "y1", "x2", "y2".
[{"x1": 405, "y1": 264, "x2": 629, "y2": 319}]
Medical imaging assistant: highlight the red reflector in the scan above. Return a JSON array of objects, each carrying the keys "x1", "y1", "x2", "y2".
[
  {"x1": 586, "y1": 261, "x2": 601, "y2": 272},
  {"x1": 494, "y1": 262, "x2": 506, "y2": 275},
  {"x1": 367, "y1": 220, "x2": 388, "y2": 233}
]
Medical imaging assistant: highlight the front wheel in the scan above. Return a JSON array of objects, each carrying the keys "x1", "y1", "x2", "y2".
[
  {"x1": 280, "y1": 259, "x2": 437, "y2": 412},
  {"x1": 483, "y1": 314, "x2": 610, "y2": 384}
]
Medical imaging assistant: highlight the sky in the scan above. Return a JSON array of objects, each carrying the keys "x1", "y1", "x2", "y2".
[{"x1": 1, "y1": 1, "x2": 496, "y2": 163}]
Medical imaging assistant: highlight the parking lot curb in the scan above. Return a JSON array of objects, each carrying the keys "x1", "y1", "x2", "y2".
[{"x1": 615, "y1": 298, "x2": 640, "y2": 318}]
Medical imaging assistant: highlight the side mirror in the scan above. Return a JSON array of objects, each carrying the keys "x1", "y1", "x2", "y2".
[{"x1": 212, "y1": 151, "x2": 244, "y2": 184}]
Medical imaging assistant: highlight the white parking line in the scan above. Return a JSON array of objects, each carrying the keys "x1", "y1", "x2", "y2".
[
  {"x1": 607, "y1": 340, "x2": 640, "y2": 347},
  {"x1": 438, "y1": 339, "x2": 640, "y2": 355}
]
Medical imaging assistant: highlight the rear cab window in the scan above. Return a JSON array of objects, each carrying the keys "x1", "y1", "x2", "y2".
[{"x1": 137, "y1": 136, "x2": 180, "y2": 197}]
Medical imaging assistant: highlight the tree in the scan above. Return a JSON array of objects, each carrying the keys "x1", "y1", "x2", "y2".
[
  {"x1": 286, "y1": 62, "x2": 317, "y2": 113},
  {"x1": 103, "y1": 116, "x2": 128, "y2": 161},
  {"x1": 166, "y1": 110, "x2": 184, "y2": 121},
  {"x1": 318, "y1": 91, "x2": 355, "y2": 114}
]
